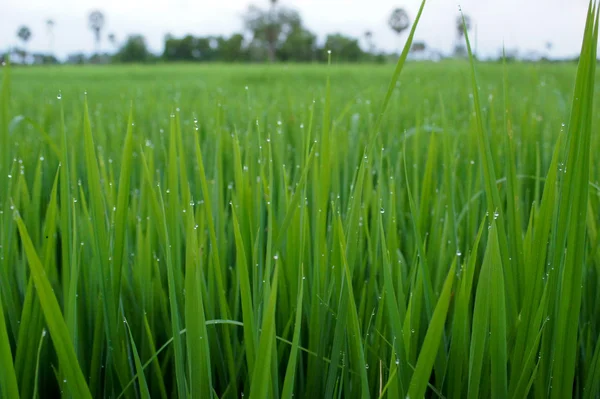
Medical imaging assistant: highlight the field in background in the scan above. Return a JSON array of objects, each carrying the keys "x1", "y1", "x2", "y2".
[{"x1": 1, "y1": 43, "x2": 600, "y2": 399}]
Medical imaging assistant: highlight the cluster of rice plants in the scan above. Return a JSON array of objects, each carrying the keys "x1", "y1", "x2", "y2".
[{"x1": 1, "y1": 2, "x2": 600, "y2": 397}]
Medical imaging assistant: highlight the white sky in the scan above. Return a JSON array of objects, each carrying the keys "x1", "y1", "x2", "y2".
[{"x1": 0, "y1": 0, "x2": 593, "y2": 60}]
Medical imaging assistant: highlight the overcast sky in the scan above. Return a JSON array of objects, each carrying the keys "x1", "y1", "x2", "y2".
[{"x1": 0, "y1": 0, "x2": 593, "y2": 60}]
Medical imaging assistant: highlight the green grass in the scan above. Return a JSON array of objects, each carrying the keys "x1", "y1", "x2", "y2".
[{"x1": 1, "y1": 3, "x2": 600, "y2": 397}]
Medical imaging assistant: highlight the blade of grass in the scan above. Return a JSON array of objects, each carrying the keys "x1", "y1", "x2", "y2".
[
  {"x1": 549, "y1": 4, "x2": 599, "y2": 397},
  {"x1": 249, "y1": 266, "x2": 280, "y2": 399},
  {"x1": 14, "y1": 214, "x2": 92, "y2": 399},
  {"x1": 0, "y1": 287, "x2": 20, "y2": 399},
  {"x1": 407, "y1": 259, "x2": 456, "y2": 399}
]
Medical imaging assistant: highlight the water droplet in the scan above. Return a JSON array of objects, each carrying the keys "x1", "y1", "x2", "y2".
[
  {"x1": 456, "y1": 250, "x2": 462, "y2": 257},
  {"x1": 57, "y1": 91, "x2": 62, "y2": 100},
  {"x1": 273, "y1": 254, "x2": 279, "y2": 260},
  {"x1": 380, "y1": 208, "x2": 385, "y2": 214},
  {"x1": 365, "y1": 364, "x2": 369, "y2": 369},
  {"x1": 39, "y1": 156, "x2": 45, "y2": 161},
  {"x1": 493, "y1": 210, "x2": 499, "y2": 220}
]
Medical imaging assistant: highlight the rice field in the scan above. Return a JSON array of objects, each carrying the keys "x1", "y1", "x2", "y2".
[{"x1": 1, "y1": 4, "x2": 600, "y2": 398}]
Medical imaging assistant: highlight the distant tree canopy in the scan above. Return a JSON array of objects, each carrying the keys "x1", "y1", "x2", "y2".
[
  {"x1": 163, "y1": 34, "x2": 246, "y2": 62},
  {"x1": 114, "y1": 35, "x2": 152, "y2": 63},
  {"x1": 12, "y1": 2, "x2": 492, "y2": 66},
  {"x1": 159, "y1": 3, "x2": 373, "y2": 65},
  {"x1": 323, "y1": 34, "x2": 365, "y2": 62},
  {"x1": 277, "y1": 26, "x2": 317, "y2": 62},
  {"x1": 243, "y1": 4, "x2": 302, "y2": 62},
  {"x1": 411, "y1": 41, "x2": 426, "y2": 52}
]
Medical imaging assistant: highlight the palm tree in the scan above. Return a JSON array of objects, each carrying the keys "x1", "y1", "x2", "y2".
[
  {"x1": 456, "y1": 14, "x2": 472, "y2": 41},
  {"x1": 46, "y1": 19, "x2": 55, "y2": 53},
  {"x1": 388, "y1": 8, "x2": 410, "y2": 51},
  {"x1": 88, "y1": 10, "x2": 105, "y2": 54},
  {"x1": 454, "y1": 14, "x2": 472, "y2": 57},
  {"x1": 108, "y1": 33, "x2": 117, "y2": 49},
  {"x1": 545, "y1": 41, "x2": 553, "y2": 59},
  {"x1": 267, "y1": 0, "x2": 279, "y2": 62},
  {"x1": 364, "y1": 30, "x2": 375, "y2": 54},
  {"x1": 16, "y1": 26, "x2": 32, "y2": 63}
]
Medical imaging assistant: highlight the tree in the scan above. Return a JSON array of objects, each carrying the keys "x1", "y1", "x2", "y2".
[
  {"x1": 545, "y1": 41, "x2": 553, "y2": 59},
  {"x1": 323, "y1": 33, "x2": 365, "y2": 63},
  {"x1": 454, "y1": 14, "x2": 471, "y2": 57},
  {"x1": 217, "y1": 34, "x2": 247, "y2": 62},
  {"x1": 388, "y1": 8, "x2": 410, "y2": 50},
  {"x1": 243, "y1": 4, "x2": 302, "y2": 62},
  {"x1": 456, "y1": 14, "x2": 471, "y2": 40},
  {"x1": 278, "y1": 26, "x2": 316, "y2": 62},
  {"x1": 194, "y1": 37, "x2": 220, "y2": 61},
  {"x1": 88, "y1": 10, "x2": 105, "y2": 54},
  {"x1": 163, "y1": 35, "x2": 196, "y2": 61},
  {"x1": 162, "y1": 35, "x2": 221, "y2": 62},
  {"x1": 363, "y1": 30, "x2": 375, "y2": 54},
  {"x1": 114, "y1": 35, "x2": 151, "y2": 63},
  {"x1": 32, "y1": 53, "x2": 59, "y2": 65},
  {"x1": 66, "y1": 53, "x2": 87, "y2": 64},
  {"x1": 267, "y1": 0, "x2": 279, "y2": 61},
  {"x1": 46, "y1": 19, "x2": 55, "y2": 53},
  {"x1": 410, "y1": 41, "x2": 427, "y2": 60},
  {"x1": 108, "y1": 33, "x2": 117, "y2": 49},
  {"x1": 411, "y1": 41, "x2": 426, "y2": 53},
  {"x1": 16, "y1": 26, "x2": 32, "y2": 63}
]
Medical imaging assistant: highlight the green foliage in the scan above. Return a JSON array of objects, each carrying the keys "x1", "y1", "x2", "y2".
[
  {"x1": 114, "y1": 35, "x2": 153, "y2": 63},
  {"x1": 278, "y1": 27, "x2": 317, "y2": 62},
  {"x1": 322, "y1": 34, "x2": 366, "y2": 63},
  {"x1": 1, "y1": 2, "x2": 600, "y2": 397}
]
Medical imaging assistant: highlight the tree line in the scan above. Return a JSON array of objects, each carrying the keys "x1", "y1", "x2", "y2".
[{"x1": 7, "y1": 1, "x2": 559, "y2": 65}]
